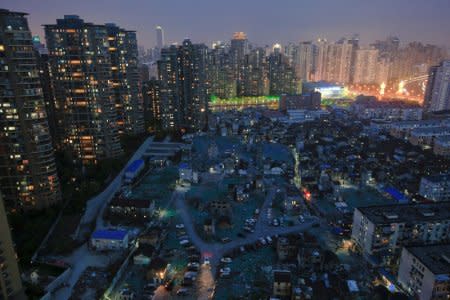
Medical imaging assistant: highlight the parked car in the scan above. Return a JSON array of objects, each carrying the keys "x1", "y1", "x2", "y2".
[
  {"x1": 177, "y1": 288, "x2": 189, "y2": 296},
  {"x1": 221, "y1": 237, "x2": 231, "y2": 243},
  {"x1": 179, "y1": 239, "x2": 190, "y2": 246},
  {"x1": 220, "y1": 257, "x2": 232, "y2": 263},
  {"x1": 272, "y1": 218, "x2": 279, "y2": 226}
]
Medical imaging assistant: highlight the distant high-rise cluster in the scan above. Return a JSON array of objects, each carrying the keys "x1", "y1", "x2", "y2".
[
  {"x1": 0, "y1": 9, "x2": 61, "y2": 209},
  {"x1": 205, "y1": 32, "x2": 298, "y2": 99},
  {"x1": 280, "y1": 35, "x2": 447, "y2": 86}
]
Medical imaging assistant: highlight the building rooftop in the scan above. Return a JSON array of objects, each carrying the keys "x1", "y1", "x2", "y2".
[
  {"x1": 422, "y1": 173, "x2": 450, "y2": 183},
  {"x1": 273, "y1": 270, "x2": 291, "y2": 283},
  {"x1": 391, "y1": 119, "x2": 450, "y2": 129},
  {"x1": 91, "y1": 229, "x2": 128, "y2": 240},
  {"x1": 125, "y1": 159, "x2": 145, "y2": 173},
  {"x1": 405, "y1": 244, "x2": 450, "y2": 275},
  {"x1": 434, "y1": 135, "x2": 450, "y2": 145},
  {"x1": 410, "y1": 126, "x2": 450, "y2": 136},
  {"x1": 357, "y1": 202, "x2": 450, "y2": 224},
  {"x1": 110, "y1": 198, "x2": 152, "y2": 209}
]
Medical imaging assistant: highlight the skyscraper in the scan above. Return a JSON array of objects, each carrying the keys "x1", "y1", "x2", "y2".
[
  {"x1": 32, "y1": 36, "x2": 59, "y2": 148},
  {"x1": 0, "y1": 194, "x2": 25, "y2": 299},
  {"x1": 353, "y1": 47, "x2": 379, "y2": 84},
  {"x1": 424, "y1": 60, "x2": 450, "y2": 112},
  {"x1": 207, "y1": 44, "x2": 236, "y2": 99},
  {"x1": 0, "y1": 9, "x2": 61, "y2": 209},
  {"x1": 295, "y1": 41, "x2": 316, "y2": 82},
  {"x1": 156, "y1": 25, "x2": 164, "y2": 49},
  {"x1": 315, "y1": 38, "x2": 355, "y2": 84},
  {"x1": 230, "y1": 32, "x2": 248, "y2": 96},
  {"x1": 142, "y1": 78, "x2": 161, "y2": 130},
  {"x1": 106, "y1": 23, "x2": 144, "y2": 135},
  {"x1": 268, "y1": 45, "x2": 298, "y2": 95},
  {"x1": 158, "y1": 39, "x2": 209, "y2": 131},
  {"x1": 242, "y1": 47, "x2": 268, "y2": 96},
  {"x1": 391, "y1": 42, "x2": 447, "y2": 81},
  {"x1": 44, "y1": 15, "x2": 123, "y2": 165}
]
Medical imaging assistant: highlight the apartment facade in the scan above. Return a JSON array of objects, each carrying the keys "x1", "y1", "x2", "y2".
[
  {"x1": 397, "y1": 245, "x2": 450, "y2": 300},
  {"x1": 44, "y1": 15, "x2": 123, "y2": 164},
  {"x1": 351, "y1": 203, "x2": 450, "y2": 265},
  {"x1": 0, "y1": 9, "x2": 61, "y2": 209}
]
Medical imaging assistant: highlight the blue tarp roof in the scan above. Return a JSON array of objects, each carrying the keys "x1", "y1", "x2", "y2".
[
  {"x1": 384, "y1": 187, "x2": 407, "y2": 202},
  {"x1": 321, "y1": 163, "x2": 331, "y2": 170},
  {"x1": 92, "y1": 229, "x2": 128, "y2": 240},
  {"x1": 331, "y1": 227, "x2": 344, "y2": 235},
  {"x1": 126, "y1": 159, "x2": 144, "y2": 173},
  {"x1": 179, "y1": 162, "x2": 189, "y2": 169}
]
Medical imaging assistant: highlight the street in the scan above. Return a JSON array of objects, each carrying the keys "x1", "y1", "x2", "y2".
[{"x1": 172, "y1": 183, "x2": 317, "y2": 299}]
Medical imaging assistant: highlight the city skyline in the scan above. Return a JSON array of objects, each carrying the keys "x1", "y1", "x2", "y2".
[
  {"x1": 3, "y1": 0, "x2": 450, "y2": 49},
  {"x1": 2, "y1": 3, "x2": 450, "y2": 300}
]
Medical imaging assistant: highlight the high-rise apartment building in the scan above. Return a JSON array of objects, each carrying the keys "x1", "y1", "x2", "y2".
[
  {"x1": 268, "y1": 47, "x2": 298, "y2": 95},
  {"x1": 106, "y1": 23, "x2": 144, "y2": 135},
  {"x1": 142, "y1": 79, "x2": 161, "y2": 130},
  {"x1": 242, "y1": 47, "x2": 268, "y2": 96},
  {"x1": 295, "y1": 41, "x2": 316, "y2": 82},
  {"x1": 207, "y1": 45, "x2": 236, "y2": 99},
  {"x1": 391, "y1": 42, "x2": 447, "y2": 81},
  {"x1": 315, "y1": 38, "x2": 356, "y2": 84},
  {"x1": 230, "y1": 32, "x2": 248, "y2": 95},
  {"x1": 32, "y1": 36, "x2": 59, "y2": 148},
  {"x1": 158, "y1": 39, "x2": 209, "y2": 131},
  {"x1": 424, "y1": 60, "x2": 450, "y2": 112},
  {"x1": 0, "y1": 194, "x2": 25, "y2": 299},
  {"x1": 0, "y1": 9, "x2": 61, "y2": 209},
  {"x1": 372, "y1": 36, "x2": 400, "y2": 59},
  {"x1": 44, "y1": 15, "x2": 123, "y2": 164},
  {"x1": 353, "y1": 47, "x2": 379, "y2": 84}
]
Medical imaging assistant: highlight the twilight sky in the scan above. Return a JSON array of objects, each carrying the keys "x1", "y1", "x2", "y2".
[{"x1": 3, "y1": 0, "x2": 450, "y2": 48}]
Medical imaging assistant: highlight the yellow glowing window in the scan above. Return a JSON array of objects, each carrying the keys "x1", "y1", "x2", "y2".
[
  {"x1": 74, "y1": 89, "x2": 85, "y2": 93},
  {"x1": 70, "y1": 60, "x2": 81, "y2": 65},
  {"x1": 0, "y1": 45, "x2": 4, "y2": 51},
  {"x1": 66, "y1": 29, "x2": 76, "y2": 33}
]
